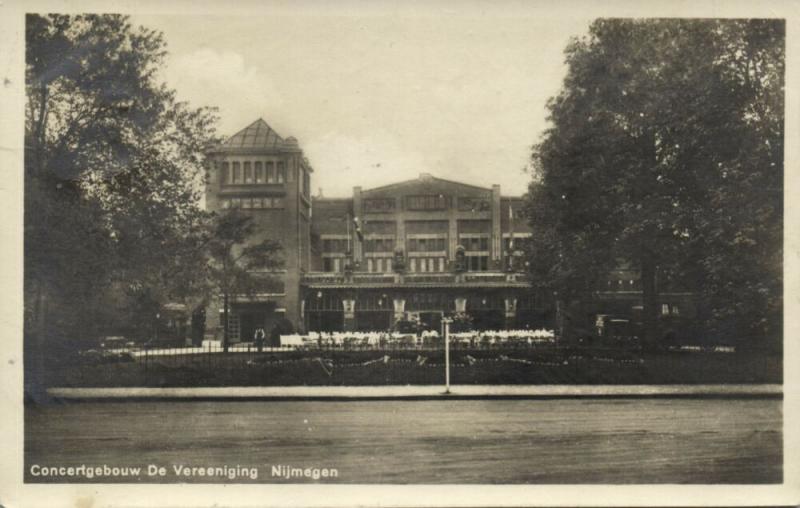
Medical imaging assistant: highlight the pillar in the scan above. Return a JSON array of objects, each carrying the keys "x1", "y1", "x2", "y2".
[
  {"x1": 342, "y1": 298, "x2": 356, "y2": 331},
  {"x1": 393, "y1": 298, "x2": 406, "y2": 322}
]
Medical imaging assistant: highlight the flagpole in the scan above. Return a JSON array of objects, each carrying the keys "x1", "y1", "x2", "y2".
[{"x1": 347, "y1": 213, "x2": 352, "y2": 255}]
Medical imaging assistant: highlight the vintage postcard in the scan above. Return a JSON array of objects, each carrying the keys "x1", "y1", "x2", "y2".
[{"x1": 1, "y1": 0, "x2": 798, "y2": 507}]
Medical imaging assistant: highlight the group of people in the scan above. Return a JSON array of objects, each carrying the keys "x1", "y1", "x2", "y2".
[{"x1": 276, "y1": 329, "x2": 556, "y2": 349}]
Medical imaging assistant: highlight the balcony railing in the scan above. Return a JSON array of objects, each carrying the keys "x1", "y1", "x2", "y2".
[{"x1": 303, "y1": 271, "x2": 528, "y2": 286}]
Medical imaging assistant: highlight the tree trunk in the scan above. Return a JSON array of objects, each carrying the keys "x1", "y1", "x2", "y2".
[
  {"x1": 222, "y1": 292, "x2": 229, "y2": 353},
  {"x1": 640, "y1": 251, "x2": 659, "y2": 350}
]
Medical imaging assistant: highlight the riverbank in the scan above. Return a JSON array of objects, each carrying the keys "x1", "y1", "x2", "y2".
[
  {"x1": 45, "y1": 383, "x2": 782, "y2": 402},
  {"x1": 40, "y1": 348, "x2": 781, "y2": 388}
]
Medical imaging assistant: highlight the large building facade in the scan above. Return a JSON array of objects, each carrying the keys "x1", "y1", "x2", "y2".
[
  {"x1": 204, "y1": 119, "x2": 544, "y2": 342},
  {"x1": 204, "y1": 118, "x2": 694, "y2": 344}
]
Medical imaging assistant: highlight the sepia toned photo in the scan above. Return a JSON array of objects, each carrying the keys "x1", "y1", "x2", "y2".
[{"x1": 2, "y1": 1, "x2": 798, "y2": 506}]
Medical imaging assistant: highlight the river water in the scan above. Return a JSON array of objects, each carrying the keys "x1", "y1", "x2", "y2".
[{"x1": 25, "y1": 398, "x2": 781, "y2": 483}]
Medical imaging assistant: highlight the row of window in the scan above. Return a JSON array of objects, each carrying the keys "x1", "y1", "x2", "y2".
[
  {"x1": 367, "y1": 258, "x2": 394, "y2": 273},
  {"x1": 221, "y1": 161, "x2": 286, "y2": 185},
  {"x1": 406, "y1": 194, "x2": 449, "y2": 211},
  {"x1": 407, "y1": 237, "x2": 446, "y2": 252},
  {"x1": 360, "y1": 195, "x2": 526, "y2": 217},
  {"x1": 320, "y1": 255, "x2": 491, "y2": 273},
  {"x1": 458, "y1": 197, "x2": 491, "y2": 212},
  {"x1": 322, "y1": 238, "x2": 349, "y2": 253},
  {"x1": 363, "y1": 198, "x2": 396, "y2": 213},
  {"x1": 465, "y1": 255, "x2": 490, "y2": 272},
  {"x1": 221, "y1": 196, "x2": 285, "y2": 209},
  {"x1": 322, "y1": 257, "x2": 346, "y2": 273},
  {"x1": 364, "y1": 238, "x2": 395, "y2": 253},
  {"x1": 460, "y1": 236, "x2": 490, "y2": 252},
  {"x1": 408, "y1": 257, "x2": 447, "y2": 273},
  {"x1": 321, "y1": 235, "x2": 491, "y2": 254}
]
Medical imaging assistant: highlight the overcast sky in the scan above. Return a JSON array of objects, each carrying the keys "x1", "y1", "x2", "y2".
[{"x1": 134, "y1": 7, "x2": 592, "y2": 197}]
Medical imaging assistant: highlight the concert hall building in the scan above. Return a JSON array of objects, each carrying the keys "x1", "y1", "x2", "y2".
[{"x1": 203, "y1": 119, "x2": 545, "y2": 342}]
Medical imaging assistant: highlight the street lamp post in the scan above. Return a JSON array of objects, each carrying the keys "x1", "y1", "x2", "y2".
[{"x1": 441, "y1": 317, "x2": 453, "y2": 394}]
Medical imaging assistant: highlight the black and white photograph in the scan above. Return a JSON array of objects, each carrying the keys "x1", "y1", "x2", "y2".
[{"x1": 1, "y1": 0, "x2": 798, "y2": 506}]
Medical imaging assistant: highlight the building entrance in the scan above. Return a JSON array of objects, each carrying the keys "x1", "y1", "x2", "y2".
[{"x1": 239, "y1": 311, "x2": 265, "y2": 344}]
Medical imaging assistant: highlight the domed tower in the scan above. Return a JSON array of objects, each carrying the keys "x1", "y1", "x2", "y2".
[{"x1": 204, "y1": 119, "x2": 313, "y2": 343}]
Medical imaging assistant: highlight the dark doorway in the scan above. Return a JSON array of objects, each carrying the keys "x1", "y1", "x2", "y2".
[
  {"x1": 471, "y1": 310, "x2": 504, "y2": 331},
  {"x1": 239, "y1": 312, "x2": 265, "y2": 344},
  {"x1": 307, "y1": 311, "x2": 344, "y2": 332},
  {"x1": 356, "y1": 311, "x2": 392, "y2": 331}
]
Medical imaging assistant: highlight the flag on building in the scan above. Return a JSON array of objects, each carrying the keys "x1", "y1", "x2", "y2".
[{"x1": 353, "y1": 216, "x2": 364, "y2": 242}]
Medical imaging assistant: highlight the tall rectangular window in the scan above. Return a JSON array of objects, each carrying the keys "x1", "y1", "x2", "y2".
[
  {"x1": 467, "y1": 255, "x2": 489, "y2": 271},
  {"x1": 231, "y1": 162, "x2": 241, "y2": 183},
  {"x1": 406, "y1": 195, "x2": 447, "y2": 210},
  {"x1": 254, "y1": 161, "x2": 264, "y2": 183},
  {"x1": 266, "y1": 162, "x2": 275, "y2": 183},
  {"x1": 221, "y1": 162, "x2": 230, "y2": 184},
  {"x1": 277, "y1": 162, "x2": 286, "y2": 183},
  {"x1": 243, "y1": 161, "x2": 252, "y2": 183}
]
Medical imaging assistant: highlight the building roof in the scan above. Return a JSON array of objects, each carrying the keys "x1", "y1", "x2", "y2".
[
  {"x1": 222, "y1": 118, "x2": 285, "y2": 150},
  {"x1": 362, "y1": 173, "x2": 492, "y2": 195}
]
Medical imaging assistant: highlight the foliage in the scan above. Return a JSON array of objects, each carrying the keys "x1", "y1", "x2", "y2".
[
  {"x1": 206, "y1": 209, "x2": 284, "y2": 350},
  {"x1": 25, "y1": 14, "x2": 219, "y2": 350},
  {"x1": 526, "y1": 19, "x2": 783, "y2": 347}
]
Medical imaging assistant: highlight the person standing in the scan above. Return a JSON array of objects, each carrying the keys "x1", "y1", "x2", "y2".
[{"x1": 254, "y1": 327, "x2": 265, "y2": 352}]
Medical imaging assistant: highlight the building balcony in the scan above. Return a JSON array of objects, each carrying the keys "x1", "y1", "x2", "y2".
[{"x1": 302, "y1": 270, "x2": 530, "y2": 289}]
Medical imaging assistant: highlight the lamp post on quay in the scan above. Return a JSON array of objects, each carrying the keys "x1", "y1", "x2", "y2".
[{"x1": 441, "y1": 317, "x2": 453, "y2": 394}]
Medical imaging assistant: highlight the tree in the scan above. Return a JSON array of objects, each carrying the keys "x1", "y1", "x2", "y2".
[
  {"x1": 526, "y1": 19, "x2": 783, "y2": 348},
  {"x1": 206, "y1": 210, "x2": 283, "y2": 352},
  {"x1": 25, "y1": 14, "x2": 218, "y2": 378}
]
